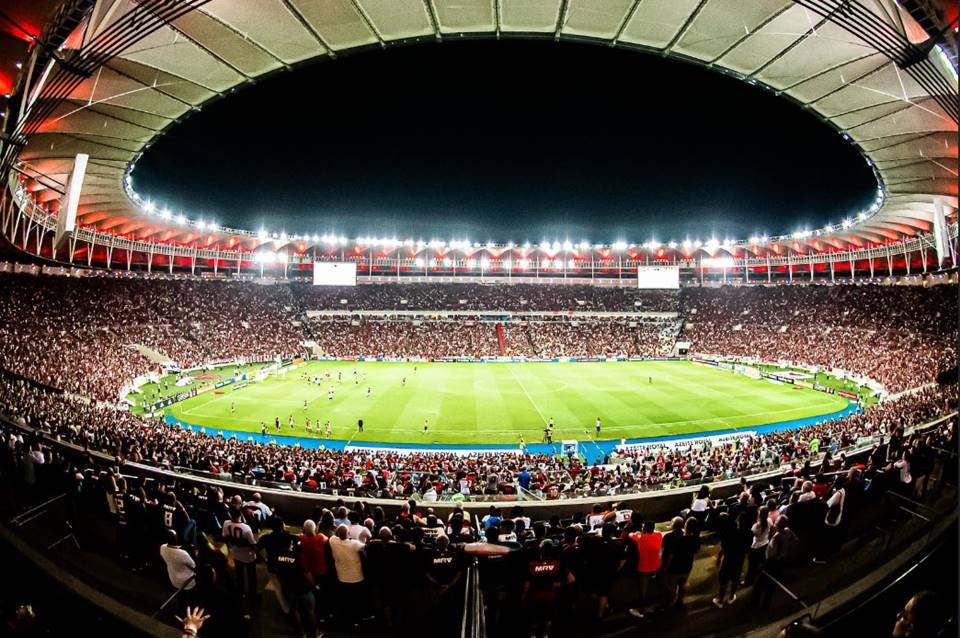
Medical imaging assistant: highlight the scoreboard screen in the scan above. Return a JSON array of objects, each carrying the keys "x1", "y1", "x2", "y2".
[
  {"x1": 313, "y1": 262, "x2": 357, "y2": 286},
  {"x1": 637, "y1": 265, "x2": 679, "y2": 289}
]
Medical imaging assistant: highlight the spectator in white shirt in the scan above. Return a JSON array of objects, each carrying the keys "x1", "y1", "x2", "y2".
[
  {"x1": 329, "y1": 525, "x2": 367, "y2": 628},
  {"x1": 346, "y1": 511, "x2": 372, "y2": 543},
  {"x1": 242, "y1": 492, "x2": 272, "y2": 521},
  {"x1": 798, "y1": 481, "x2": 817, "y2": 502},
  {"x1": 159, "y1": 530, "x2": 195, "y2": 591},
  {"x1": 222, "y1": 509, "x2": 258, "y2": 599}
]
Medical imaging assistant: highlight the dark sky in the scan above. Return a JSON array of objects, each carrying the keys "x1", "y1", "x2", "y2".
[{"x1": 132, "y1": 39, "x2": 877, "y2": 243}]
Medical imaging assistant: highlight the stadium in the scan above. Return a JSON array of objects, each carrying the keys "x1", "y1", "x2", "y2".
[{"x1": 0, "y1": 1, "x2": 956, "y2": 638}]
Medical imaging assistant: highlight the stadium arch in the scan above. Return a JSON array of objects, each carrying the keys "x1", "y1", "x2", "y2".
[{"x1": 0, "y1": 0, "x2": 956, "y2": 279}]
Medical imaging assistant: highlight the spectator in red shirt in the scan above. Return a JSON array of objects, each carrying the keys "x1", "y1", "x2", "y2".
[{"x1": 625, "y1": 519, "x2": 663, "y2": 619}]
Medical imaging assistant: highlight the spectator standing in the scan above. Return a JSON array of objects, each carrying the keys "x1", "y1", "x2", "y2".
[
  {"x1": 662, "y1": 517, "x2": 701, "y2": 609},
  {"x1": 713, "y1": 511, "x2": 752, "y2": 608},
  {"x1": 626, "y1": 520, "x2": 662, "y2": 619},
  {"x1": 745, "y1": 506, "x2": 772, "y2": 584},
  {"x1": 222, "y1": 508, "x2": 258, "y2": 601},
  {"x1": 329, "y1": 524, "x2": 367, "y2": 628},
  {"x1": 523, "y1": 539, "x2": 564, "y2": 638}
]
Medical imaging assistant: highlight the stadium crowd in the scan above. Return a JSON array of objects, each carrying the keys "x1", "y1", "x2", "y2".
[
  {"x1": 683, "y1": 285, "x2": 957, "y2": 394},
  {"x1": 0, "y1": 374, "x2": 952, "y2": 501},
  {"x1": 0, "y1": 275, "x2": 304, "y2": 401},
  {"x1": 298, "y1": 282, "x2": 679, "y2": 312},
  {"x1": 0, "y1": 398, "x2": 954, "y2": 638},
  {"x1": 0, "y1": 272, "x2": 954, "y2": 405},
  {"x1": 308, "y1": 317, "x2": 680, "y2": 359},
  {"x1": 0, "y1": 272, "x2": 956, "y2": 637}
]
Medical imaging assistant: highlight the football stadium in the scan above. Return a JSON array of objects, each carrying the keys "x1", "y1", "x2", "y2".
[{"x1": 0, "y1": 1, "x2": 956, "y2": 638}]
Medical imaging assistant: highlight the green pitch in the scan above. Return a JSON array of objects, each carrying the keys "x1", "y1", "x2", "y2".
[{"x1": 165, "y1": 360, "x2": 849, "y2": 445}]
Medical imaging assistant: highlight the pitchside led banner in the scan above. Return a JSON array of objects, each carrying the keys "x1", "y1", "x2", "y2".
[
  {"x1": 637, "y1": 265, "x2": 679, "y2": 289},
  {"x1": 313, "y1": 261, "x2": 357, "y2": 286}
]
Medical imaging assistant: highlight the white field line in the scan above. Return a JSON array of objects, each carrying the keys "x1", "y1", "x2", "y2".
[
  {"x1": 178, "y1": 390, "x2": 842, "y2": 432},
  {"x1": 507, "y1": 365, "x2": 550, "y2": 425}
]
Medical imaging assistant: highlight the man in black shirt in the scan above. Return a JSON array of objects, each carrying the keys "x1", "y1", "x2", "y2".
[
  {"x1": 579, "y1": 523, "x2": 623, "y2": 619},
  {"x1": 713, "y1": 511, "x2": 752, "y2": 608},
  {"x1": 258, "y1": 517, "x2": 318, "y2": 638},
  {"x1": 467, "y1": 526, "x2": 524, "y2": 629},
  {"x1": 662, "y1": 517, "x2": 701, "y2": 609},
  {"x1": 159, "y1": 491, "x2": 195, "y2": 547},
  {"x1": 365, "y1": 526, "x2": 415, "y2": 627},
  {"x1": 423, "y1": 534, "x2": 465, "y2": 629}
]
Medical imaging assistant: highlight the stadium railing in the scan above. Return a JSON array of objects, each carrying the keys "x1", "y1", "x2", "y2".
[{"x1": 459, "y1": 557, "x2": 486, "y2": 638}]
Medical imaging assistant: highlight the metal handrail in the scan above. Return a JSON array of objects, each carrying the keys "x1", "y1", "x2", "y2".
[
  {"x1": 816, "y1": 534, "x2": 952, "y2": 630},
  {"x1": 459, "y1": 557, "x2": 487, "y2": 638}
]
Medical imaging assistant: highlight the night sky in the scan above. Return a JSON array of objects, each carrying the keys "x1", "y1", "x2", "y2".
[{"x1": 132, "y1": 39, "x2": 877, "y2": 244}]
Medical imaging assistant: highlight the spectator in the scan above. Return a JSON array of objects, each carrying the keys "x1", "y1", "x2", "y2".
[
  {"x1": 662, "y1": 517, "x2": 701, "y2": 609},
  {"x1": 329, "y1": 524, "x2": 367, "y2": 628},
  {"x1": 159, "y1": 529, "x2": 196, "y2": 592},
  {"x1": 892, "y1": 591, "x2": 945, "y2": 638},
  {"x1": 523, "y1": 539, "x2": 564, "y2": 638},
  {"x1": 713, "y1": 511, "x2": 752, "y2": 608},
  {"x1": 745, "y1": 505, "x2": 772, "y2": 584},
  {"x1": 222, "y1": 508, "x2": 258, "y2": 600},
  {"x1": 626, "y1": 519, "x2": 662, "y2": 619}
]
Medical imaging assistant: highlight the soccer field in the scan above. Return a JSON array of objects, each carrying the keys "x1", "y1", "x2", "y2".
[{"x1": 165, "y1": 360, "x2": 850, "y2": 445}]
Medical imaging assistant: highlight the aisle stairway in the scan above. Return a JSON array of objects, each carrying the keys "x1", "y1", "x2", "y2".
[{"x1": 495, "y1": 323, "x2": 506, "y2": 355}]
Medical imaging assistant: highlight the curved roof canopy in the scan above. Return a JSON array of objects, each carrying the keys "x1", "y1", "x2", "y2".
[{"x1": 10, "y1": 0, "x2": 959, "y2": 257}]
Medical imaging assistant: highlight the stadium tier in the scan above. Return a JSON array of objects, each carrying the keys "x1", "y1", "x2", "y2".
[{"x1": 0, "y1": 270, "x2": 955, "y2": 483}]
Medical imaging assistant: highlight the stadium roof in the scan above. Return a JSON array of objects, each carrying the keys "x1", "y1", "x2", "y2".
[{"x1": 7, "y1": 0, "x2": 959, "y2": 258}]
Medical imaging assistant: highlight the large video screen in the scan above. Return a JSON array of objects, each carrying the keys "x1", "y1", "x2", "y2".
[
  {"x1": 637, "y1": 265, "x2": 679, "y2": 289},
  {"x1": 313, "y1": 262, "x2": 357, "y2": 286}
]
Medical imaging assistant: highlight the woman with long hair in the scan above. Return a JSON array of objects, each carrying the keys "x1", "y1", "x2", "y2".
[{"x1": 744, "y1": 505, "x2": 771, "y2": 585}]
